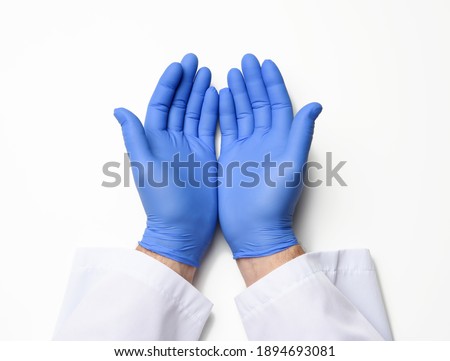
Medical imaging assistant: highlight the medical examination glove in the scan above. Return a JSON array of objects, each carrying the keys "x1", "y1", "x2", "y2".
[
  {"x1": 218, "y1": 54, "x2": 322, "y2": 259},
  {"x1": 114, "y1": 54, "x2": 218, "y2": 267}
]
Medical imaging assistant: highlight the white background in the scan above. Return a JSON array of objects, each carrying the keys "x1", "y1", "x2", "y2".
[{"x1": 0, "y1": 0, "x2": 449, "y2": 340}]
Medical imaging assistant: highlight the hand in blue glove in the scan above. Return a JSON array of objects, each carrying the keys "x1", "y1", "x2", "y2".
[
  {"x1": 218, "y1": 54, "x2": 322, "y2": 259},
  {"x1": 114, "y1": 54, "x2": 218, "y2": 267}
]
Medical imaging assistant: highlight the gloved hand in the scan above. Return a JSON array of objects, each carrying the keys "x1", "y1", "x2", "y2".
[
  {"x1": 114, "y1": 54, "x2": 218, "y2": 267},
  {"x1": 218, "y1": 54, "x2": 322, "y2": 259}
]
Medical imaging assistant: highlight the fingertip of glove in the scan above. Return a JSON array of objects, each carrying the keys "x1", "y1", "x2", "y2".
[
  {"x1": 113, "y1": 107, "x2": 126, "y2": 125},
  {"x1": 167, "y1": 62, "x2": 183, "y2": 75},
  {"x1": 207, "y1": 86, "x2": 218, "y2": 95},
  {"x1": 197, "y1": 66, "x2": 212, "y2": 77},
  {"x1": 242, "y1": 53, "x2": 259, "y2": 65},
  {"x1": 309, "y1": 103, "x2": 323, "y2": 120},
  {"x1": 181, "y1": 53, "x2": 198, "y2": 64},
  {"x1": 227, "y1": 67, "x2": 242, "y2": 80}
]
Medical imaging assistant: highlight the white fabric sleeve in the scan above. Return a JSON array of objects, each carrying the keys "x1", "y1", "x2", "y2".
[
  {"x1": 235, "y1": 249, "x2": 393, "y2": 341},
  {"x1": 53, "y1": 248, "x2": 212, "y2": 340}
]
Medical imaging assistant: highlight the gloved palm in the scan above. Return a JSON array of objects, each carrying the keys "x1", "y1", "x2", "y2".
[
  {"x1": 218, "y1": 54, "x2": 322, "y2": 258},
  {"x1": 114, "y1": 54, "x2": 218, "y2": 267}
]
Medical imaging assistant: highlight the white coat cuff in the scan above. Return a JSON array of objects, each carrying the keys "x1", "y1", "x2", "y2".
[
  {"x1": 235, "y1": 249, "x2": 390, "y2": 340},
  {"x1": 236, "y1": 249, "x2": 374, "y2": 315},
  {"x1": 73, "y1": 248, "x2": 213, "y2": 324},
  {"x1": 53, "y1": 248, "x2": 212, "y2": 340}
]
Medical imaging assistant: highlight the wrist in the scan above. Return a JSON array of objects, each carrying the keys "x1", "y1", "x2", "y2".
[
  {"x1": 136, "y1": 245, "x2": 196, "y2": 283},
  {"x1": 236, "y1": 244, "x2": 305, "y2": 286}
]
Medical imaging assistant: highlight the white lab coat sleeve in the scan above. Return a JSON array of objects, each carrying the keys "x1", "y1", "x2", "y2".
[
  {"x1": 235, "y1": 249, "x2": 393, "y2": 341},
  {"x1": 53, "y1": 248, "x2": 212, "y2": 340}
]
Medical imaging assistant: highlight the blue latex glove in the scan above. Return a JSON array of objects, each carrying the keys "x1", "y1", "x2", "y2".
[
  {"x1": 218, "y1": 54, "x2": 322, "y2": 259},
  {"x1": 114, "y1": 54, "x2": 218, "y2": 267}
]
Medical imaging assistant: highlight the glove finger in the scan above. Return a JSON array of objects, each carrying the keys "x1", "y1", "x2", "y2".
[
  {"x1": 227, "y1": 68, "x2": 254, "y2": 139},
  {"x1": 287, "y1": 102, "x2": 322, "y2": 169},
  {"x1": 167, "y1": 53, "x2": 198, "y2": 131},
  {"x1": 184, "y1": 67, "x2": 211, "y2": 137},
  {"x1": 242, "y1": 54, "x2": 271, "y2": 131},
  {"x1": 218, "y1": 87, "x2": 238, "y2": 151},
  {"x1": 145, "y1": 62, "x2": 183, "y2": 131},
  {"x1": 199, "y1": 87, "x2": 219, "y2": 152},
  {"x1": 114, "y1": 107, "x2": 151, "y2": 163},
  {"x1": 261, "y1": 59, "x2": 293, "y2": 136}
]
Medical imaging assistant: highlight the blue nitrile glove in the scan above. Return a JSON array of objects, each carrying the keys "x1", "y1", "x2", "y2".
[
  {"x1": 114, "y1": 54, "x2": 218, "y2": 267},
  {"x1": 218, "y1": 54, "x2": 322, "y2": 259}
]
